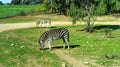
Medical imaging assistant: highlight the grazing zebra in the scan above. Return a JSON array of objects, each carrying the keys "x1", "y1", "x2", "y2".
[
  {"x1": 39, "y1": 28, "x2": 69, "y2": 50},
  {"x1": 36, "y1": 18, "x2": 51, "y2": 27}
]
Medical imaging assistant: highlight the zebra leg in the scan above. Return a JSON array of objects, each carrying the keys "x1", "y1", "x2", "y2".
[
  {"x1": 62, "y1": 38, "x2": 66, "y2": 49},
  {"x1": 48, "y1": 39, "x2": 52, "y2": 50},
  {"x1": 62, "y1": 37, "x2": 70, "y2": 49},
  {"x1": 48, "y1": 20, "x2": 51, "y2": 27},
  {"x1": 40, "y1": 22, "x2": 42, "y2": 27},
  {"x1": 36, "y1": 21, "x2": 39, "y2": 27},
  {"x1": 64, "y1": 38, "x2": 69, "y2": 49}
]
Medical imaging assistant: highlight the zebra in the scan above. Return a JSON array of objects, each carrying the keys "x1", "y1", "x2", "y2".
[
  {"x1": 36, "y1": 18, "x2": 51, "y2": 27},
  {"x1": 39, "y1": 28, "x2": 69, "y2": 50}
]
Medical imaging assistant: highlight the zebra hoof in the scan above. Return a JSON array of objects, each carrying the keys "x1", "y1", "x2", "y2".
[
  {"x1": 39, "y1": 48, "x2": 44, "y2": 50},
  {"x1": 48, "y1": 48, "x2": 52, "y2": 51}
]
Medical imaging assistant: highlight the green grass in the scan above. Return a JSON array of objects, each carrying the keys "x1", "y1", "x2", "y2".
[
  {"x1": 0, "y1": 25, "x2": 120, "y2": 67},
  {"x1": 0, "y1": 27, "x2": 69, "y2": 67},
  {"x1": 0, "y1": 16, "x2": 37, "y2": 24},
  {"x1": 67, "y1": 25, "x2": 120, "y2": 66},
  {"x1": 0, "y1": 5, "x2": 39, "y2": 18}
]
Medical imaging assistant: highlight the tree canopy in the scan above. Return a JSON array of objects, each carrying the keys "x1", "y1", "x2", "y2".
[
  {"x1": 44, "y1": 0, "x2": 120, "y2": 32},
  {"x1": 0, "y1": 1, "x2": 3, "y2": 5},
  {"x1": 11, "y1": 0, "x2": 43, "y2": 5}
]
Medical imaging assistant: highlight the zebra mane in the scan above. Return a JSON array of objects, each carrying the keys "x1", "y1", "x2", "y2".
[{"x1": 40, "y1": 31, "x2": 48, "y2": 42}]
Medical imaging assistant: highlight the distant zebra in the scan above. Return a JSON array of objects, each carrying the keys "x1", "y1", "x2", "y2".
[
  {"x1": 39, "y1": 28, "x2": 69, "y2": 50},
  {"x1": 36, "y1": 18, "x2": 51, "y2": 27}
]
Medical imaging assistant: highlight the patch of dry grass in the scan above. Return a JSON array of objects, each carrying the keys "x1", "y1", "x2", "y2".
[{"x1": 0, "y1": 14, "x2": 120, "y2": 24}]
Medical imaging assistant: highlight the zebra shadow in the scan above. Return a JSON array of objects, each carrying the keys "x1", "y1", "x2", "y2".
[
  {"x1": 36, "y1": 26, "x2": 57, "y2": 29},
  {"x1": 43, "y1": 45, "x2": 80, "y2": 50}
]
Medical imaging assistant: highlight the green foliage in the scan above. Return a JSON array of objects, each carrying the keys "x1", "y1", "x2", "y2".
[
  {"x1": 46, "y1": 0, "x2": 59, "y2": 13},
  {"x1": 67, "y1": 3, "x2": 86, "y2": 25},
  {"x1": 11, "y1": 0, "x2": 43, "y2": 5},
  {"x1": 11, "y1": 0, "x2": 21, "y2": 5},
  {"x1": 116, "y1": 1, "x2": 120, "y2": 11},
  {"x1": 19, "y1": 10, "x2": 27, "y2": 16},
  {"x1": 0, "y1": 1, "x2": 3, "y2": 5},
  {"x1": 37, "y1": 4, "x2": 47, "y2": 14},
  {"x1": 0, "y1": 25, "x2": 120, "y2": 66},
  {"x1": 102, "y1": 0, "x2": 119, "y2": 13},
  {"x1": 95, "y1": 1, "x2": 107, "y2": 15},
  {"x1": 44, "y1": 0, "x2": 70, "y2": 15},
  {"x1": 0, "y1": 28, "x2": 67, "y2": 67},
  {"x1": 28, "y1": 9, "x2": 36, "y2": 15},
  {"x1": 67, "y1": 3, "x2": 79, "y2": 25}
]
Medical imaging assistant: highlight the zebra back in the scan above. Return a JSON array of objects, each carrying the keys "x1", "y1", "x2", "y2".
[{"x1": 39, "y1": 28, "x2": 69, "y2": 42}]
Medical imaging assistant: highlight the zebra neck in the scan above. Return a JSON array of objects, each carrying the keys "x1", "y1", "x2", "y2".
[{"x1": 40, "y1": 36, "x2": 48, "y2": 43}]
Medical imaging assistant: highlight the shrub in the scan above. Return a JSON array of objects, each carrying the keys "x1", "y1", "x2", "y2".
[
  {"x1": 37, "y1": 4, "x2": 47, "y2": 14},
  {"x1": 19, "y1": 10, "x2": 27, "y2": 16},
  {"x1": 29, "y1": 9, "x2": 36, "y2": 16}
]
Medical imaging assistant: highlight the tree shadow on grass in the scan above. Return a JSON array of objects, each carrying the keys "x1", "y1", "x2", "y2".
[
  {"x1": 93, "y1": 25, "x2": 120, "y2": 30},
  {"x1": 43, "y1": 45, "x2": 80, "y2": 50}
]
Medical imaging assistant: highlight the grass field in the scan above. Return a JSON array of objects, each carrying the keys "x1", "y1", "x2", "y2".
[
  {"x1": 0, "y1": 25, "x2": 120, "y2": 67},
  {"x1": 0, "y1": 5, "x2": 39, "y2": 18},
  {"x1": 0, "y1": 27, "x2": 70, "y2": 67}
]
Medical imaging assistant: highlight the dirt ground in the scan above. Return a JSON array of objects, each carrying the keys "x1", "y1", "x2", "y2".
[{"x1": 1, "y1": 21, "x2": 120, "y2": 32}]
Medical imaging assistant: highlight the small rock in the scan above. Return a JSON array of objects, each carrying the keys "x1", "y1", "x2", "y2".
[
  {"x1": 84, "y1": 61, "x2": 89, "y2": 65},
  {"x1": 61, "y1": 62, "x2": 67, "y2": 67},
  {"x1": 11, "y1": 44, "x2": 14, "y2": 46},
  {"x1": 16, "y1": 55, "x2": 20, "y2": 58},
  {"x1": 20, "y1": 46, "x2": 25, "y2": 48}
]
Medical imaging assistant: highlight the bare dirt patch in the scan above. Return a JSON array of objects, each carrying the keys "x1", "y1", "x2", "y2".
[
  {"x1": 0, "y1": 63, "x2": 5, "y2": 67},
  {"x1": 24, "y1": 55, "x2": 42, "y2": 67},
  {"x1": 51, "y1": 49, "x2": 89, "y2": 67}
]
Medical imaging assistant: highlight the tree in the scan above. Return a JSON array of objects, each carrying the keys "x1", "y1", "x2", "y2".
[
  {"x1": 116, "y1": 1, "x2": 120, "y2": 13},
  {"x1": 67, "y1": 2, "x2": 86, "y2": 25},
  {"x1": 22, "y1": 0, "x2": 31, "y2": 5},
  {"x1": 67, "y1": 0, "x2": 107, "y2": 32},
  {"x1": 37, "y1": 0, "x2": 48, "y2": 14},
  {"x1": 11, "y1": 0, "x2": 22, "y2": 5},
  {"x1": 44, "y1": 0, "x2": 119, "y2": 32},
  {"x1": 11, "y1": 0, "x2": 43, "y2": 5},
  {"x1": 45, "y1": 0, "x2": 70, "y2": 15},
  {"x1": 0, "y1": 1, "x2": 3, "y2": 5}
]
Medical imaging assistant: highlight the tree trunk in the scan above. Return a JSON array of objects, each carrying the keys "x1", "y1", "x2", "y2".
[
  {"x1": 86, "y1": 1, "x2": 93, "y2": 32},
  {"x1": 72, "y1": 18, "x2": 76, "y2": 25}
]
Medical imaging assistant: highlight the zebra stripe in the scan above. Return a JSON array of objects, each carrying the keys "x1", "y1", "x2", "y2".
[{"x1": 39, "y1": 28, "x2": 69, "y2": 50}]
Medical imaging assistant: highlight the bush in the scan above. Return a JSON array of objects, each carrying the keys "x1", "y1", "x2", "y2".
[
  {"x1": 19, "y1": 10, "x2": 27, "y2": 16},
  {"x1": 37, "y1": 4, "x2": 48, "y2": 14},
  {"x1": 29, "y1": 9, "x2": 36, "y2": 16}
]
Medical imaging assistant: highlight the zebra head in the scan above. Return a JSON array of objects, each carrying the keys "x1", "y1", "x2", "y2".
[{"x1": 39, "y1": 41, "x2": 45, "y2": 50}]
